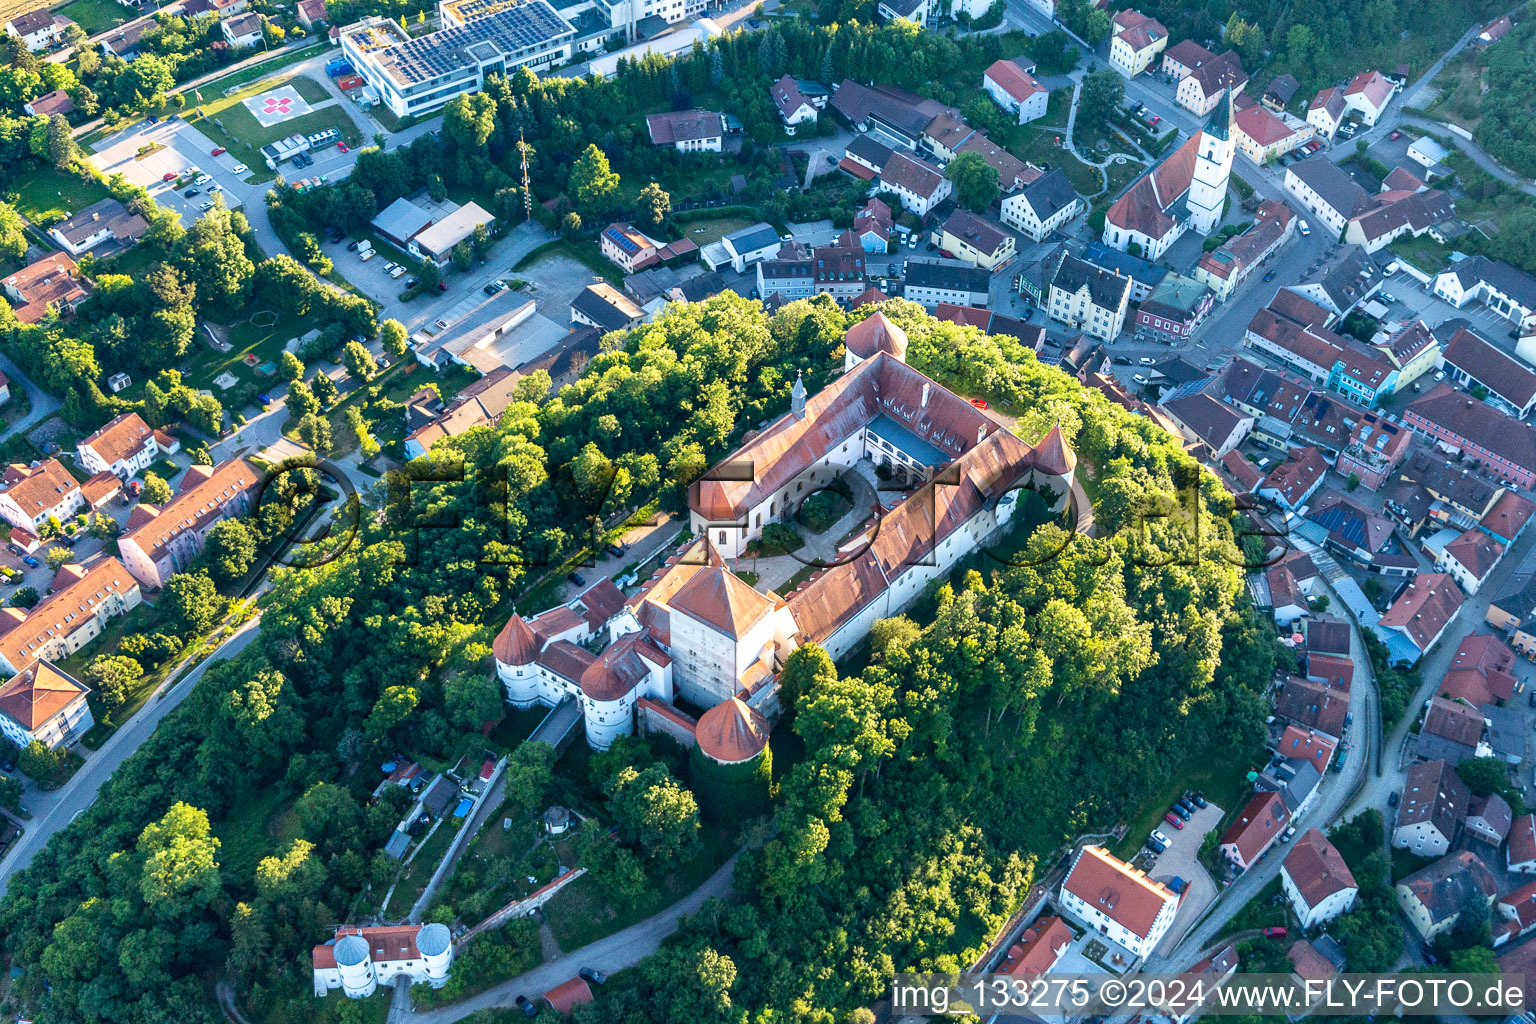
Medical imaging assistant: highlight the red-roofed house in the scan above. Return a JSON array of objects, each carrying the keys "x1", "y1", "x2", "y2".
[
  {"x1": 1232, "y1": 102, "x2": 1310, "y2": 163},
  {"x1": 1440, "y1": 633, "x2": 1519, "y2": 706},
  {"x1": 1058, "y1": 846, "x2": 1179, "y2": 958},
  {"x1": 1479, "y1": 15, "x2": 1512, "y2": 45},
  {"x1": 770, "y1": 76, "x2": 817, "y2": 133},
  {"x1": 1307, "y1": 87, "x2": 1347, "y2": 140},
  {"x1": 1278, "y1": 724, "x2": 1338, "y2": 773},
  {"x1": 984, "y1": 58, "x2": 1048, "y2": 124},
  {"x1": 1498, "y1": 880, "x2": 1536, "y2": 944},
  {"x1": 1220, "y1": 791, "x2": 1290, "y2": 870},
  {"x1": 1436, "y1": 526, "x2": 1505, "y2": 596},
  {"x1": 1256, "y1": 445, "x2": 1326, "y2": 511},
  {"x1": 1481, "y1": 490, "x2": 1536, "y2": 546},
  {"x1": 1510, "y1": 814, "x2": 1536, "y2": 873},
  {"x1": 998, "y1": 914, "x2": 1072, "y2": 978},
  {"x1": 1108, "y1": 9, "x2": 1168, "y2": 77},
  {"x1": 1281, "y1": 828, "x2": 1357, "y2": 927}
]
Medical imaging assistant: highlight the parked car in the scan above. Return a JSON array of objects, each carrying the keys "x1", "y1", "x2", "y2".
[
  {"x1": 1164, "y1": 812, "x2": 1184, "y2": 829},
  {"x1": 1263, "y1": 927, "x2": 1288, "y2": 939},
  {"x1": 6, "y1": 544, "x2": 22, "y2": 557},
  {"x1": 198, "y1": 201, "x2": 213, "y2": 212},
  {"x1": 338, "y1": 141, "x2": 349, "y2": 152},
  {"x1": 1388, "y1": 790, "x2": 1400, "y2": 807},
  {"x1": 232, "y1": 163, "x2": 248, "y2": 174},
  {"x1": 1150, "y1": 829, "x2": 1169, "y2": 846},
  {"x1": 1138, "y1": 356, "x2": 1155, "y2": 365},
  {"x1": 969, "y1": 398, "x2": 989, "y2": 409},
  {"x1": 389, "y1": 266, "x2": 407, "y2": 279},
  {"x1": 162, "y1": 171, "x2": 177, "y2": 181},
  {"x1": 1263, "y1": 270, "x2": 1276, "y2": 281},
  {"x1": 359, "y1": 249, "x2": 376, "y2": 261},
  {"x1": 22, "y1": 557, "x2": 39, "y2": 568},
  {"x1": 578, "y1": 967, "x2": 607, "y2": 986},
  {"x1": 212, "y1": 146, "x2": 226, "y2": 156},
  {"x1": 1188, "y1": 791, "x2": 1207, "y2": 809},
  {"x1": 1298, "y1": 220, "x2": 1311, "y2": 236},
  {"x1": 1132, "y1": 373, "x2": 1148, "y2": 385},
  {"x1": 406, "y1": 277, "x2": 419, "y2": 288},
  {"x1": 1389, "y1": 130, "x2": 1402, "y2": 140},
  {"x1": 347, "y1": 240, "x2": 364, "y2": 252},
  {"x1": 194, "y1": 174, "x2": 211, "y2": 185},
  {"x1": 1281, "y1": 825, "x2": 1297, "y2": 843},
  {"x1": 1146, "y1": 835, "x2": 1167, "y2": 853},
  {"x1": 484, "y1": 282, "x2": 502, "y2": 296},
  {"x1": 513, "y1": 995, "x2": 538, "y2": 1018},
  {"x1": 566, "y1": 572, "x2": 587, "y2": 587},
  {"x1": 1171, "y1": 801, "x2": 1192, "y2": 820},
  {"x1": 145, "y1": 115, "x2": 159, "y2": 124},
  {"x1": 209, "y1": 183, "x2": 222, "y2": 194},
  {"x1": 185, "y1": 188, "x2": 200, "y2": 197},
  {"x1": 1168, "y1": 876, "x2": 1187, "y2": 894}
]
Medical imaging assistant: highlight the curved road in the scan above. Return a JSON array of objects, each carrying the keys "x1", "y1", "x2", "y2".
[
  {"x1": 407, "y1": 852, "x2": 740, "y2": 1024},
  {"x1": 0, "y1": 613, "x2": 264, "y2": 894},
  {"x1": 0, "y1": 352, "x2": 61, "y2": 438}
]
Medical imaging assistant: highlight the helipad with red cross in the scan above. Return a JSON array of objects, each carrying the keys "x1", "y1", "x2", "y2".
[{"x1": 242, "y1": 84, "x2": 314, "y2": 127}]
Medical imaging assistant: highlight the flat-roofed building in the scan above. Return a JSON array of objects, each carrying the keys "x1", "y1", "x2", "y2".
[{"x1": 407, "y1": 202, "x2": 495, "y2": 266}]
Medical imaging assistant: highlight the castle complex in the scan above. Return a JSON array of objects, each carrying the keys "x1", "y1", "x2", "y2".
[{"x1": 493, "y1": 313, "x2": 1077, "y2": 749}]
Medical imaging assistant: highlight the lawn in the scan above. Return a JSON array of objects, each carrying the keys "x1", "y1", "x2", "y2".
[
  {"x1": 1215, "y1": 875, "x2": 1288, "y2": 939},
  {"x1": 386, "y1": 819, "x2": 458, "y2": 917},
  {"x1": 57, "y1": 0, "x2": 131, "y2": 32},
  {"x1": 11, "y1": 167, "x2": 111, "y2": 227},
  {"x1": 1013, "y1": 125, "x2": 1104, "y2": 197},
  {"x1": 1108, "y1": 748, "x2": 1261, "y2": 862},
  {"x1": 672, "y1": 212, "x2": 756, "y2": 247},
  {"x1": 58, "y1": 604, "x2": 179, "y2": 739},
  {"x1": 544, "y1": 820, "x2": 736, "y2": 949},
  {"x1": 1392, "y1": 234, "x2": 1453, "y2": 275},
  {"x1": 180, "y1": 307, "x2": 306, "y2": 413}
]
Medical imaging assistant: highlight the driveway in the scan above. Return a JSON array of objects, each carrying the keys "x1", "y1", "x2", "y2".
[
  {"x1": 0, "y1": 354, "x2": 60, "y2": 439},
  {"x1": 1147, "y1": 801, "x2": 1223, "y2": 955},
  {"x1": 406, "y1": 852, "x2": 739, "y2": 1024}
]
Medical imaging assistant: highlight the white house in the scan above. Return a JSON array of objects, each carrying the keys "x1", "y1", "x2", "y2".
[
  {"x1": 0, "y1": 459, "x2": 83, "y2": 532},
  {"x1": 1392, "y1": 759, "x2": 1468, "y2": 857},
  {"x1": 1511, "y1": 814, "x2": 1536, "y2": 873},
  {"x1": 770, "y1": 76, "x2": 817, "y2": 134},
  {"x1": 1058, "y1": 846, "x2": 1179, "y2": 960},
  {"x1": 645, "y1": 108, "x2": 725, "y2": 152},
  {"x1": 0, "y1": 661, "x2": 94, "y2": 751},
  {"x1": 1433, "y1": 256, "x2": 1536, "y2": 333},
  {"x1": 1408, "y1": 136, "x2": 1450, "y2": 171},
  {"x1": 1341, "y1": 70, "x2": 1396, "y2": 126},
  {"x1": 983, "y1": 59, "x2": 1048, "y2": 124},
  {"x1": 879, "y1": 153, "x2": 952, "y2": 216},
  {"x1": 76, "y1": 412, "x2": 169, "y2": 480},
  {"x1": 47, "y1": 199, "x2": 148, "y2": 257},
  {"x1": 1307, "y1": 87, "x2": 1347, "y2": 140},
  {"x1": 1000, "y1": 168, "x2": 1080, "y2": 241},
  {"x1": 4, "y1": 9, "x2": 71, "y2": 51},
  {"x1": 221, "y1": 12, "x2": 264, "y2": 47},
  {"x1": 407, "y1": 202, "x2": 495, "y2": 267},
  {"x1": 1281, "y1": 828, "x2": 1358, "y2": 929},
  {"x1": 313, "y1": 924, "x2": 452, "y2": 999},
  {"x1": 1047, "y1": 254, "x2": 1132, "y2": 341}
]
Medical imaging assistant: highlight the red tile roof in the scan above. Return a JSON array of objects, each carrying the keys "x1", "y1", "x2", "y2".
[
  {"x1": 1235, "y1": 104, "x2": 1295, "y2": 147},
  {"x1": 985, "y1": 59, "x2": 1046, "y2": 103},
  {"x1": 1443, "y1": 526, "x2": 1504, "y2": 582},
  {"x1": 695, "y1": 696, "x2": 770, "y2": 763},
  {"x1": 1509, "y1": 813, "x2": 1536, "y2": 867},
  {"x1": 1221, "y1": 791, "x2": 1290, "y2": 865},
  {"x1": 1000, "y1": 915, "x2": 1072, "y2": 978},
  {"x1": 1344, "y1": 70, "x2": 1394, "y2": 109},
  {"x1": 1377, "y1": 572, "x2": 1465, "y2": 652},
  {"x1": 0, "y1": 660, "x2": 88, "y2": 731},
  {"x1": 1283, "y1": 827, "x2": 1356, "y2": 908},
  {"x1": 1061, "y1": 846, "x2": 1177, "y2": 939}
]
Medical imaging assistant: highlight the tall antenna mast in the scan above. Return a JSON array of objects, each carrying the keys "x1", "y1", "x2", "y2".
[{"x1": 519, "y1": 128, "x2": 532, "y2": 224}]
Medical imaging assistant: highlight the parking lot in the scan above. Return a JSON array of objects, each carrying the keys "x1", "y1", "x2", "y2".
[
  {"x1": 90, "y1": 119, "x2": 259, "y2": 226},
  {"x1": 1141, "y1": 799, "x2": 1223, "y2": 955}
]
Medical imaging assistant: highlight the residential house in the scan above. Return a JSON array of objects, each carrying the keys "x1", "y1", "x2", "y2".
[
  {"x1": 644, "y1": 109, "x2": 724, "y2": 152},
  {"x1": 1335, "y1": 411, "x2": 1412, "y2": 490},
  {"x1": 1395, "y1": 850, "x2": 1497, "y2": 941},
  {"x1": 1482, "y1": 490, "x2": 1536, "y2": 546},
  {"x1": 1275, "y1": 674, "x2": 1349, "y2": 737},
  {"x1": 1440, "y1": 327, "x2": 1536, "y2": 418},
  {"x1": 1161, "y1": 392, "x2": 1254, "y2": 458},
  {"x1": 1374, "y1": 320, "x2": 1441, "y2": 388},
  {"x1": 1417, "y1": 697, "x2": 1485, "y2": 763},
  {"x1": 405, "y1": 367, "x2": 523, "y2": 459},
  {"x1": 904, "y1": 261, "x2": 990, "y2": 308},
  {"x1": 840, "y1": 135, "x2": 893, "y2": 180},
  {"x1": 2, "y1": 251, "x2": 89, "y2": 325},
  {"x1": 1057, "y1": 846, "x2": 1179, "y2": 959},
  {"x1": 1435, "y1": 527, "x2": 1504, "y2": 596},
  {"x1": 770, "y1": 75, "x2": 817, "y2": 133},
  {"x1": 117, "y1": 459, "x2": 261, "y2": 589},
  {"x1": 1478, "y1": 15, "x2": 1513, "y2": 45},
  {"x1": 1194, "y1": 200, "x2": 1295, "y2": 301},
  {"x1": 1440, "y1": 633, "x2": 1518, "y2": 706},
  {"x1": 809, "y1": 240, "x2": 869, "y2": 302},
  {"x1": 1306, "y1": 87, "x2": 1347, "y2": 140},
  {"x1": 1161, "y1": 39, "x2": 1215, "y2": 79},
  {"x1": 570, "y1": 284, "x2": 645, "y2": 334},
  {"x1": 48, "y1": 199, "x2": 148, "y2": 257},
  {"x1": 1408, "y1": 136, "x2": 1451, "y2": 172},
  {"x1": 5, "y1": 9, "x2": 71, "y2": 51},
  {"x1": 711, "y1": 224, "x2": 782, "y2": 273},
  {"x1": 1404, "y1": 383, "x2": 1536, "y2": 489},
  {"x1": 1047, "y1": 254, "x2": 1132, "y2": 341},
  {"x1": 1498, "y1": 881, "x2": 1536, "y2": 947},
  {"x1": 1102, "y1": 94, "x2": 1235, "y2": 259},
  {"x1": 1233, "y1": 103, "x2": 1312, "y2": 163},
  {"x1": 1467, "y1": 792, "x2": 1513, "y2": 845},
  {"x1": 1346, "y1": 187, "x2": 1454, "y2": 254},
  {"x1": 983, "y1": 58, "x2": 1048, "y2": 124},
  {"x1": 23, "y1": 90, "x2": 74, "y2": 118},
  {"x1": 1281, "y1": 828, "x2": 1357, "y2": 928},
  {"x1": 1257, "y1": 445, "x2": 1327, "y2": 511},
  {"x1": 1175, "y1": 50, "x2": 1247, "y2": 116},
  {"x1": 937, "y1": 209, "x2": 1015, "y2": 271},
  {"x1": 0, "y1": 459, "x2": 83, "y2": 533},
  {"x1": 100, "y1": 21, "x2": 149, "y2": 59},
  {"x1": 77, "y1": 412, "x2": 167, "y2": 480},
  {"x1": 849, "y1": 198, "x2": 894, "y2": 253},
  {"x1": 1483, "y1": 702, "x2": 1524, "y2": 764},
  {"x1": 1278, "y1": 723, "x2": 1338, "y2": 775},
  {"x1": 999, "y1": 168, "x2": 1080, "y2": 241},
  {"x1": 1284, "y1": 158, "x2": 1374, "y2": 237},
  {"x1": 0, "y1": 558, "x2": 143, "y2": 675},
  {"x1": 1342, "y1": 70, "x2": 1397, "y2": 126},
  {"x1": 296, "y1": 0, "x2": 328, "y2": 27},
  {"x1": 0, "y1": 662, "x2": 94, "y2": 751},
  {"x1": 1133, "y1": 273, "x2": 1214, "y2": 344},
  {"x1": 600, "y1": 222, "x2": 660, "y2": 274},
  {"x1": 1304, "y1": 493, "x2": 1414, "y2": 574},
  {"x1": 1109, "y1": 9, "x2": 1168, "y2": 77},
  {"x1": 1081, "y1": 241, "x2": 1169, "y2": 301},
  {"x1": 1433, "y1": 256, "x2": 1536, "y2": 333},
  {"x1": 1289, "y1": 249, "x2": 1381, "y2": 319},
  {"x1": 1307, "y1": 617, "x2": 1352, "y2": 657},
  {"x1": 876, "y1": 0, "x2": 928, "y2": 24},
  {"x1": 756, "y1": 247, "x2": 815, "y2": 303},
  {"x1": 1511, "y1": 814, "x2": 1536, "y2": 873},
  {"x1": 879, "y1": 152, "x2": 952, "y2": 216},
  {"x1": 1263, "y1": 73, "x2": 1300, "y2": 112},
  {"x1": 1219, "y1": 791, "x2": 1290, "y2": 871},
  {"x1": 1393, "y1": 759, "x2": 1469, "y2": 856},
  {"x1": 1374, "y1": 572, "x2": 1465, "y2": 664},
  {"x1": 828, "y1": 80, "x2": 954, "y2": 152},
  {"x1": 1267, "y1": 563, "x2": 1308, "y2": 626},
  {"x1": 935, "y1": 305, "x2": 1044, "y2": 349},
  {"x1": 997, "y1": 915, "x2": 1072, "y2": 979},
  {"x1": 222, "y1": 12, "x2": 264, "y2": 46}
]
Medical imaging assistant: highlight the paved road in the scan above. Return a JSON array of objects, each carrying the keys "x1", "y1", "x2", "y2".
[
  {"x1": 407, "y1": 852, "x2": 740, "y2": 1024},
  {"x1": 0, "y1": 612, "x2": 265, "y2": 894},
  {"x1": 0, "y1": 352, "x2": 61, "y2": 437}
]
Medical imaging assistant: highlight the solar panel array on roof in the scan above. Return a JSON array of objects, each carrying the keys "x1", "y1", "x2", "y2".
[{"x1": 369, "y1": 1, "x2": 573, "y2": 88}]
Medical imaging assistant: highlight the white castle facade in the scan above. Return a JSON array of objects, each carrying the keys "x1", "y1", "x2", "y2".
[{"x1": 312, "y1": 923, "x2": 452, "y2": 998}]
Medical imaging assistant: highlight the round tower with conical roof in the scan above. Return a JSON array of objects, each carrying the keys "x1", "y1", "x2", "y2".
[
  {"x1": 417, "y1": 923, "x2": 453, "y2": 987},
  {"x1": 334, "y1": 934, "x2": 376, "y2": 998},
  {"x1": 689, "y1": 696, "x2": 773, "y2": 821},
  {"x1": 493, "y1": 614, "x2": 541, "y2": 706}
]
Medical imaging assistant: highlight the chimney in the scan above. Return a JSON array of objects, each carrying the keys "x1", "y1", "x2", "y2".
[
  {"x1": 920, "y1": 382, "x2": 930, "y2": 408},
  {"x1": 91, "y1": 212, "x2": 99, "y2": 222}
]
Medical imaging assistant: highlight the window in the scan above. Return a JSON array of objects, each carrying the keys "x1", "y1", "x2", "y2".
[{"x1": 718, "y1": 531, "x2": 726, "y2": 544}]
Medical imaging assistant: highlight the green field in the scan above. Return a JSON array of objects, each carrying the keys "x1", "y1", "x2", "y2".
[
  {"x1": 12, "y1": 167, "x2": 111, "y2": 226},
  {"x1": 57, "y1": 0, "x2": 131, "y2": 33},
  {"x1": 673, "y1": 212, "x2": 755, "y2": 247},
  {"x1": 182, "y1": 66, "x2": 357, "y2": 183}
]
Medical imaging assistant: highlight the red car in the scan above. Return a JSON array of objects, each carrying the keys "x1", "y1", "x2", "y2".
[
  {"x1": 1163, "y1": 812, "x2": 1184, "y2": 829},
  {"x1": 162, "y1": 172, "x2": 177, "y2": 181},
  {"x1": 211, "y1": 146, "x2": 226, "y2": 156},
  {"x1": 1263, "y1": 927, "x2": 1288, "y2": 939},
  {"x1": 1389, "y1": 130, "x2": 1402, "y2": 141},
  {"x1": 338, "y1": 141, "x2": 349, "y2": 152},
  {"x1": 969, "y1": 398, "x2": 989, "y2": 410}
]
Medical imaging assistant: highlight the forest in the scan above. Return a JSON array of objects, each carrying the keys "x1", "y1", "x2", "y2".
[
  {"x1": 0, "y1": 292, "x2": 1275, "y2": 1024},
  {"x1": 1456, "y1": 4, "x2": 1536, "y2": 180}
]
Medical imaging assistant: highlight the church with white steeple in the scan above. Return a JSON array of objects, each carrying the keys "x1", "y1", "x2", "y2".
[{"x1": 1101, "y1": 90, "x2": 1236, "y2": 260}]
